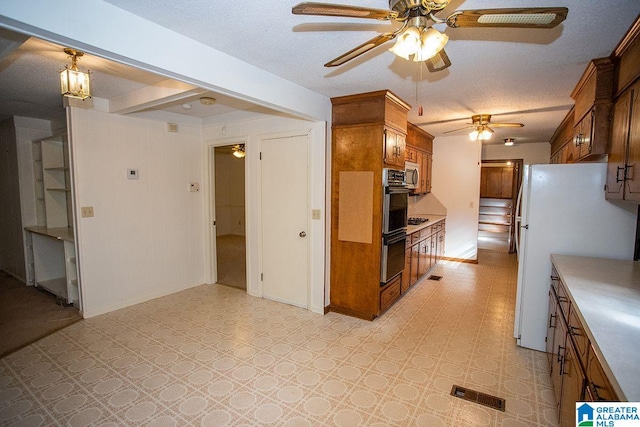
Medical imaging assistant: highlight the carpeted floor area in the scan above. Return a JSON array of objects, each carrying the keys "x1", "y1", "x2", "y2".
[{"x1": 0, "y1": 272, "x2": 82, "y2": 358}]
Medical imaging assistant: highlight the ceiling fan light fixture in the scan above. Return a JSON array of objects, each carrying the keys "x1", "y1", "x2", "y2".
[
  {"x1": 469, "y1": 125, "x2": 493, "y2": 141},
  {"x1": 232, "y1": 144, "x2": 245, "y2": 158},
  {"x1": 60, "y1": 48, "x2": 91, "y2": 100},
  {"x1": 415, "y1": 27, "x2": 448, "y2": 61},
  {"x1": 389, "y1": 26, "x2": 422, "y2": 60},
  {"x1": 504, "y1": 138, "x2": 515, "y2": 146}
]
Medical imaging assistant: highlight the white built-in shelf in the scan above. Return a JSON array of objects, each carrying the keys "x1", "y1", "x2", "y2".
[{"x1": 37, "y1": 277, "x2": 67, "y2": 299}]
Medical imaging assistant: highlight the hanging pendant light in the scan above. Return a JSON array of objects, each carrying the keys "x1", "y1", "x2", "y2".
[{"x1": 60, "y1": 48, "x2": 91, "y2": 100}]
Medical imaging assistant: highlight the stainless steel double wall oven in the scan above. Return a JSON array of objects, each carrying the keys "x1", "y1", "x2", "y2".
[{"x1": 380, "y1": 168, "x2": 409, "y2": 284}]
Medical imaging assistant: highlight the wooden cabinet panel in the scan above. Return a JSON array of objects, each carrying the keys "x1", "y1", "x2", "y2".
[
  {"x1": 606, "y1": 79, "x2": 640, "y2": 201},
  {"x1": 410, "y1": 243, "x2": 419, "y2": 286},
  {"x1": 551, "y1": 308, "x2": 567, "y2": 409},
  {"x1": 546, "y1": 287, "x2": 559, "y2": 369},
  {"x1": 568, "y1": 309, "x2": 590, "y2": 368},
  {"x1": 380, "y1": 275, "x2": 401, "y2": 312},
  {"x1": 384, "y1": 128, "x2": 406, "y2": 168},
  {"x1": 559, "y1": 341, "x2": 585, "y2": 427},
  {"x1": 586, "y1": 349, "x2": 619, "y2": 401},
  {"x1": 480, "y1": 166, "x2": 514, "y2": 198}
]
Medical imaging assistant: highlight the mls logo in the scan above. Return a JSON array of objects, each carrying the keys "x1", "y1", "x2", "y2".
[{"x1": 577, "y1": 403, "x2": 594, "y2": 426}]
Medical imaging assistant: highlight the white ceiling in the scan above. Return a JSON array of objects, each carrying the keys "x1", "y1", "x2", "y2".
[{"x1": 1, "y1": 1, "x2": 639, "y2": 144}]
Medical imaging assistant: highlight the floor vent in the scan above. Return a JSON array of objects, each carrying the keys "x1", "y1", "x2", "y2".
[
  {"x1": 428, "y1": 275, "x2": 443, "y2": 281},
  {"x1": 450, "y1": 385, "x2": 506, "y2": 412}
]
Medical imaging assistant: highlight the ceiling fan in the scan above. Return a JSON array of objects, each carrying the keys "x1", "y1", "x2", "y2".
[
  {"x1": 292, "y1": 1, "x2": 568, "y2": 70},
  {"x1": 443, "y1": 114, "x2": 524, "y2": 141}
]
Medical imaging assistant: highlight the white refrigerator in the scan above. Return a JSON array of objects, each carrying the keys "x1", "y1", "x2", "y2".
[{"x1": 514, "y1": 162, "x2": 637, "y2": 352}]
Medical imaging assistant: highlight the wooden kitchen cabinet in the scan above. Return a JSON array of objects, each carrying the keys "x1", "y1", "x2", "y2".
[
  {"x1": 330, "y1": 90, "x2": 411, "y2": 320},
  {"x1": 384, "y1": 128, "x2": 406, "y2": 168},
  {"x1": 606, "y1": 79, "x2": 640, "y2": 201},
  {"x1": 570, "y1": 57, "x2": 614, "y2": 162},
  {"x1": 546, "y1": 260, "x2": 621, "y2": 426},
  {"x1": 404, "y1": 219, "x2": 445, "y2": 290},
  {"x1": 406, "y1": 123, "x2": 433, "y2": 195}
]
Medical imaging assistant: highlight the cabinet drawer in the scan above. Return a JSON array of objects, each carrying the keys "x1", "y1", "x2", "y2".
[
  {"x1": 420, "y1": 226, "x2": 432, "y2": 239},
  {"x1": 586, "y1": 349, "x2": 618, "y2": 401},
  {"x1": 380, "y1": 276, "x2": 401, "y2": 312},
  {"x1": 567, "y1": 309, "x2": 590, "y2": 369},
  {"x1": 411, "y1": 232, "x2": 422, "y2": 244},
  {"x1": 555, "y1": 277, "x2": 571, "y2": 318}
]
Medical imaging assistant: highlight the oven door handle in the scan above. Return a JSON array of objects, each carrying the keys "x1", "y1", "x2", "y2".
[
  {"x1": 383, "y1": 232, "x2": 407, "y2": 245},
  {"x1": 385, "y1": 186, "x2": 409, "y2": 195}
]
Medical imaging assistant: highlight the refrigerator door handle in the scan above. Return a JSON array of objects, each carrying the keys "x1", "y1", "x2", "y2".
[{"x1": 514, "y1": 179, "x2": 524, "y2": 256}]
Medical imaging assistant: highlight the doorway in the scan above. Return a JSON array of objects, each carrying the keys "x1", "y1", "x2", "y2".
[
  {"x1": 478, "y1": 159, "x2": 523, "y2": 253},
  {"x1": 214, "y1": 145, "x2": 246, "y2": 289}
]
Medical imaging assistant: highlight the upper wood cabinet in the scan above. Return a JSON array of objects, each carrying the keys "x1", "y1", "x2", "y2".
[
  {"x1": 406, "y1": 123, "x2": 434, "y2": 195},
  {"x1": 550, "y1": 108, "x2": 574, "y2": 164},
  {"x1": 605, "y1": 18, "x2": 640, "y2": 202},
  {"x1": 605, "y1": 78, "x2": 640, "y2": 201},
  {"x1": 384, "y1": 128, "x2": 406, "y2": 168},
  {"x1": 570, "y1": 57, "x2": 614, "y2": 162}
]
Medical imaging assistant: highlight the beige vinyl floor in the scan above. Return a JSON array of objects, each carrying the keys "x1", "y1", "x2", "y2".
[{"x1": 0, "y1": 249, "x2": 558, "y2": 426}]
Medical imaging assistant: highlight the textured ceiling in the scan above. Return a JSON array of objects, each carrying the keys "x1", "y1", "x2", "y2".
[{"x1": 2, "y1": 1, "x2": 640, "y2": 144}]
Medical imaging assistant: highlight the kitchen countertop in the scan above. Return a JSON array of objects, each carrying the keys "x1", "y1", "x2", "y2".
[
  {"x1": 550, "y1": 254, "x2": 640, "y2": 401},
  {"x1": 406, "y1": 214, "x2": 446, "y2": 234}
]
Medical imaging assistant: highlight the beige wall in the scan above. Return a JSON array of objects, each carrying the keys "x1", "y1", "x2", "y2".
[{"x1": 482, "y1": 142, "x2": 550, "y2": 164}]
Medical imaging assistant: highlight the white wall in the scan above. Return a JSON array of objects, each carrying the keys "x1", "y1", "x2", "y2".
[
  {"x1": 203, "y1": 116, "x2": 327, "y2": 315},
  {"x1": 431, "y1": 135, "x2": 482, "y2": 261},
  {"x1": 482, "y1": 142, "x2": 550, "y2": 164},
  {"x1": 69, "y1": 108, "x2": 206, "y2": 317},
  {"x1": 214, "y1": 150, "x2": 245, "y2": 236}
]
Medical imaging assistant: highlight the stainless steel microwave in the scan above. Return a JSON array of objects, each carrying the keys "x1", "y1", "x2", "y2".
[{"x1": 405, "y1": 161, "x2": 420, "y2": 190}]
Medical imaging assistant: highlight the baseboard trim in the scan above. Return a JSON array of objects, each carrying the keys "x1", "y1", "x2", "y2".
[{"x1": 442, "y1": 256, "x2": 478, "y2": 264}]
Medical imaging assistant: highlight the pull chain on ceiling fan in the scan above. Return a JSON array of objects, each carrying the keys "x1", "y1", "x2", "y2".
[{"x1": 292, "y1": 1, "x2": 568, "y2": 71}]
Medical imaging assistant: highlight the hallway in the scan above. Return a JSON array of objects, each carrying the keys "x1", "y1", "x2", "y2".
[{"x1": 0, "y1": 250, "x2": 557, "y2": 426}]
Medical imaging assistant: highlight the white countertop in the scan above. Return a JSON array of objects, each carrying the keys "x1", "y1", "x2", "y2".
[
  {"x1": 406, "y1": 214, "x2": 446, "y2": 234},
  {"x1": 550, "y1": 254, "x2": 640, "y2": 401}
]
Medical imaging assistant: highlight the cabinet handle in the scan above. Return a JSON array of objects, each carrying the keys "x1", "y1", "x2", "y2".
[
  {"x1": 590, "y1": 381, "x2": 604, "y2": 401},
  {"x1": 557, "y1": 345, "x2": 564, "y2": 364},
  {"x1": 616, "y1": 166, "x2": 626, "y2": 183},
  {"x1": 575, "y1": 134, "x2": 583, "y2": 146},
  {"x1": 569, "y1": 325, "x2": 581, "y2": 336},
  {"x1": 625, "y1": 164, "x2": 634, "y2": 181},
  {"x1": 548, "y1": 313, "x2": 556, "y2": 328},
  {"x1": 557, "y1": 296, "x2": 568, "y2": 303},
  {"x1": 550, "y1": 275, "x2": 560, "y2": 281}
]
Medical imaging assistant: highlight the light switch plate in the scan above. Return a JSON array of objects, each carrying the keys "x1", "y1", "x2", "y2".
[{"x1": 312, "y1": 209, "x2": 321, "y2": 220}]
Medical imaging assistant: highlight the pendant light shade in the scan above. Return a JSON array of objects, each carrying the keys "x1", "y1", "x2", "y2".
[{"x1": 60, "y1": 48, "x2": 91, "y2": 100}]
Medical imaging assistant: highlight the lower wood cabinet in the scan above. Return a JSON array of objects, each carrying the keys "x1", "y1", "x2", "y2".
[
  {"x1": 546, "y1": 263, "x2": 619, "y2": 427},
  {"x1": 403, "y1": 219, "x2": 445, "y2": 292}
]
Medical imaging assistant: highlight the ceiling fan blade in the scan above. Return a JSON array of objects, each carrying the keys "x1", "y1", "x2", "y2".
[
  {"x1": 292, "y1": 2, "x2": 398, "y2": 20},
  {"x1": 425, "y1": 48, "x2": 451, "y2": 72},
  {"x1": 491, "y1": 122, "x2": 525, "y2": 128},
  {"x1": 324, "y1": 32, "x2": 396, "y2": 67},
  {"x1": 446, "y1": 7, "x2": 568, "y2": 29},
  {"x1": 442, "y1": 125, "x2": 473, "y2": 134}
]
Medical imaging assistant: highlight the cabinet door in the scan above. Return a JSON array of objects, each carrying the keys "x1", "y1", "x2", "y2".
[
  {"x1": 626, "y1": 84, "x2": 640, "y2": 201},
  {"x1": 559, "y1": 342, "x2": 585, "y2": 427},
  {"x1": 384, "y1": 129, "x2": 406, "y2": 168},
  {"x1": 546, "y1": 288, "x2": 559, "y2": 370},
  {"x1": 418, "y1": 239, "x2": 429, "y2": 277},
  {"x1": 425, "y1": 153, "x2": 432, "y2": 193},
  {"x1": 551, "y1": 314, "x2": 566, "y2": 411},
  {"x1": 586, "y1": 349, "x2": 618, "y2": 401},
  {"x1": 410, "y1": 243, "x2": 419, "y2": 285},
  {"x1": 606, "y1": 91, "x2": 631, "y2": 200},
  {"x1": 577, "y1": 110, "x2": 594, "y2": 160},
  {"x1": 402, "y1": 242, "x2": 411, "y2": 293}
]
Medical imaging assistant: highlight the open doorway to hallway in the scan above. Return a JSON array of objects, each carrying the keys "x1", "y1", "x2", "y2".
[
  {"x1": 478, "y1": 159, "x2": 523, "y2": 253},
  {"x1": 214, "y1": 145, "x2": 246, "y2": 289}
]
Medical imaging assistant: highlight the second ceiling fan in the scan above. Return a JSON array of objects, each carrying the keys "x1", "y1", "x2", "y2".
[{"x1": 292, "y1": 1, "x2": 568, "y2": 71}]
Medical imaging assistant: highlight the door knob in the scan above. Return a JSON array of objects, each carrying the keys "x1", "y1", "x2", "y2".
[{"x1": 299, "y1": 231, "x2": 306, "y2": 237}]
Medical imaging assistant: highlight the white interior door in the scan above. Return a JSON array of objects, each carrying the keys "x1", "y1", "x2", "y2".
[{"x1": 261, "y1": 134, "x2": 309, "y2": 308}]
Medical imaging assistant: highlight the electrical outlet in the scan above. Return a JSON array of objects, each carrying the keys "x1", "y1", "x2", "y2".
[
  {"x1": 127, "y1": 169, "x2": 139, "y2": 180},
  {"x1": 81, "y1": 206, "x2": 94, "y2": 218},
  {"x1": 312, "y1": 209, "x2": 321, "y2": 220},
  {"x1": 189, "y1": 182, "x2": 200, "y2": 192}
]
